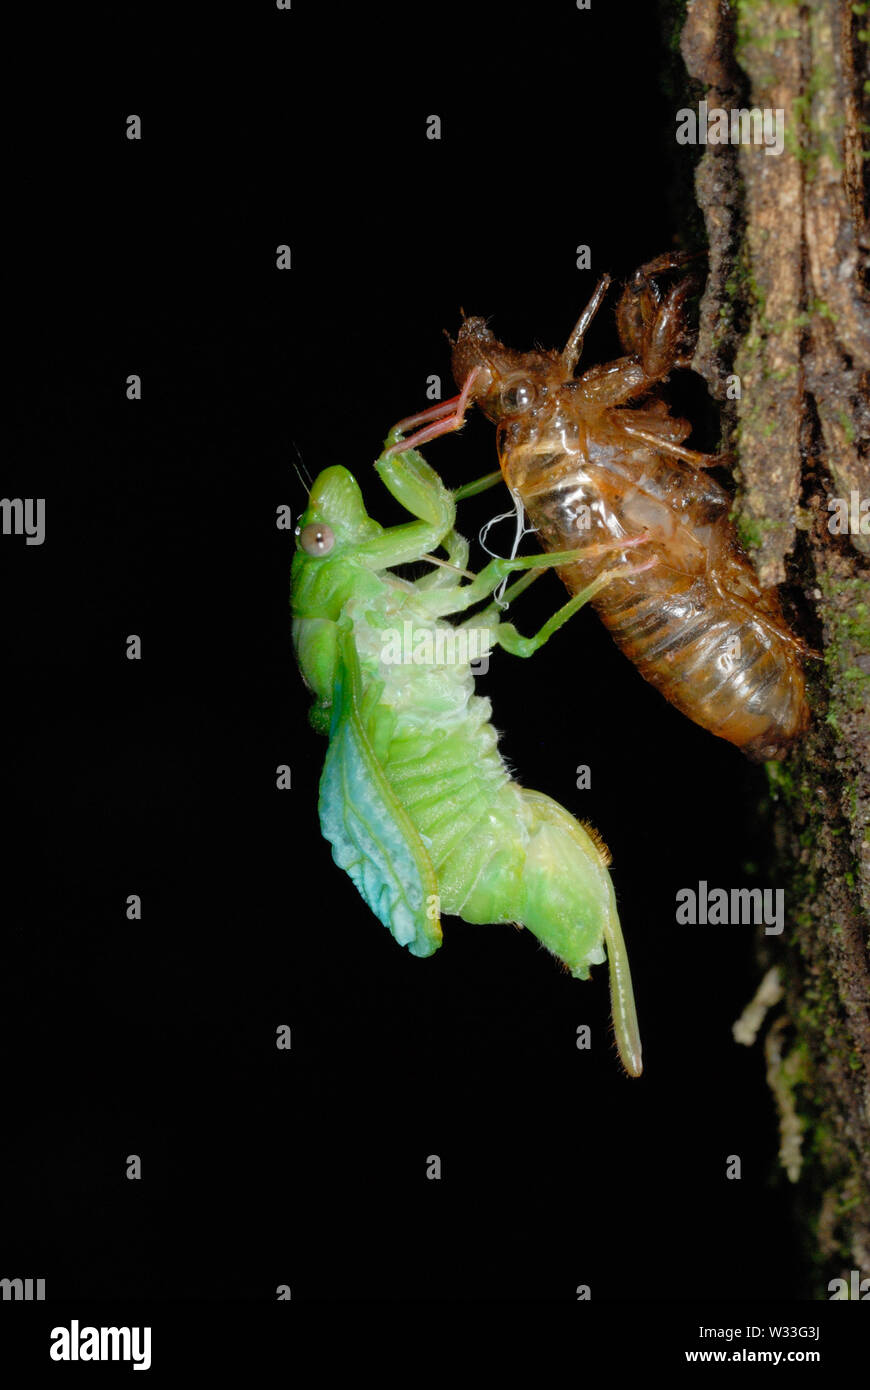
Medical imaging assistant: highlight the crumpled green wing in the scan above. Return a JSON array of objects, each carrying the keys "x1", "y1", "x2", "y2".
[{"x1": 318, "y1": 623, "x2": 442, "y2": 958}]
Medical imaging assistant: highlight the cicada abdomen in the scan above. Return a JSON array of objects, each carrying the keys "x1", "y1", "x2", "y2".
[{"x1": 449, "y1": 255, "x2": 810, "y2": 761}]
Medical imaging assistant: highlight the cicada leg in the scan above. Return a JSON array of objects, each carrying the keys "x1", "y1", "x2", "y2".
[
  {"x1": 453, "y1": 470, "x2": 503, "y2": 501},
  {"x1": 491, "y1": 559, "x2": 656, "y2": 659},
  {"x1": 560, "y1": 273, "x2": 612, "y2": 373},
  {"x1": 359, "y1": 440, "x2": 460, "y2": 570},
  {"x1": 466, "y1": 532, "x2": 650, "y2": 629},
  {"x1": 383, "y1": 366, "x2": 482, "y2": 458},
  {"x1": 616, "y1": 250, "x2": 704, "y2": 376},
  {"x1": 371, "y1": 420, "x2": 506, "y2": 587},
  {"x1": 619, "y1": 422, "x2": 733, "y2": 470},
  {"x1": 420, "y1": 536, "x2": 654, "y2": 634}
]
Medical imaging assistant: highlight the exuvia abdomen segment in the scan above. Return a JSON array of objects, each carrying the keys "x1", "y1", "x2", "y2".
[{"x1": 512, "y1": 446, "x2": 809, "y2": 760}]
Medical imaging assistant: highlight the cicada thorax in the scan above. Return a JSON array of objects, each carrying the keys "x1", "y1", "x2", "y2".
[{"x1": 494, "y1": 401, "x2": 809, "y2": 761}]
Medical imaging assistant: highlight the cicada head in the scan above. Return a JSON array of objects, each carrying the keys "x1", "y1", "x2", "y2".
[
  {"x1": 296, "y1": 466, "x2": 380, "y2": 549},
  {"x1": 291, "y1": 466, "x2": 382, "y2": 622},
  {"x1": 450, "y1": 316, "x2": 558, "y2": 428}
]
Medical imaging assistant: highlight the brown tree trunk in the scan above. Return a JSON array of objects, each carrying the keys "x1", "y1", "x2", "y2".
[{"x1": 676, "y1": 0, "x2": 870, "y2": 1287}]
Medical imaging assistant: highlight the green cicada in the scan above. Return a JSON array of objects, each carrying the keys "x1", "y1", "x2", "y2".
[{"x1": 290, "y1": 418, "x2": 646, "y2": 1076}]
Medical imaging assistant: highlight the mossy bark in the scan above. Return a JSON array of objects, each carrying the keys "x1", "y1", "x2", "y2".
[{"x1": 671, "y1": 0, "x2": 870, "y2": 1290}]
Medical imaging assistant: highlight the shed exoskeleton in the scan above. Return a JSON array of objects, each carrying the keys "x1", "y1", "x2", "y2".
[{"x1": 392, "y1": 254, "x2": 811, "y2": 760}]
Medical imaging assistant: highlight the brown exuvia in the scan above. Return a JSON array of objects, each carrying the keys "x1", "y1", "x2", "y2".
[{"x1": 392, "y1": 253, "x2": 811, "y2": 760}]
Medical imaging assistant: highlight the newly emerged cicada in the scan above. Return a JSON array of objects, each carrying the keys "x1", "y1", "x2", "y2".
[
  {"x1": 396, "y1": 253, "x2": 811, "y2": 761},
  {"x1": 292, "y1": 429, "x2": 645, "y2": 1076}
]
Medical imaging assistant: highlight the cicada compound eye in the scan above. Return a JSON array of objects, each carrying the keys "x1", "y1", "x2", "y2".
[
  {"x1": 500, "y1": 378, "x2": 536, "y2": 414},
  {"x1": 298, "y1": 522, "x2": 335, "y2": 557}
]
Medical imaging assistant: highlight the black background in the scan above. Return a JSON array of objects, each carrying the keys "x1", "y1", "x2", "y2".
[{"x1": 3, "y1": 2, "x2": 808, "y2": 1304}]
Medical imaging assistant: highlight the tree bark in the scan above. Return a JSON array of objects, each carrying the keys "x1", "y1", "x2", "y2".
[{"x1": 675, "y1": 0, "x2": 870, "y2": 1288}]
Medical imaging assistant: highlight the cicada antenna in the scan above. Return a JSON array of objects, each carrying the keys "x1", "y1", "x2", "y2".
[{"x1": 290, "y1": 439, "x2": 312, "y2": 497}]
